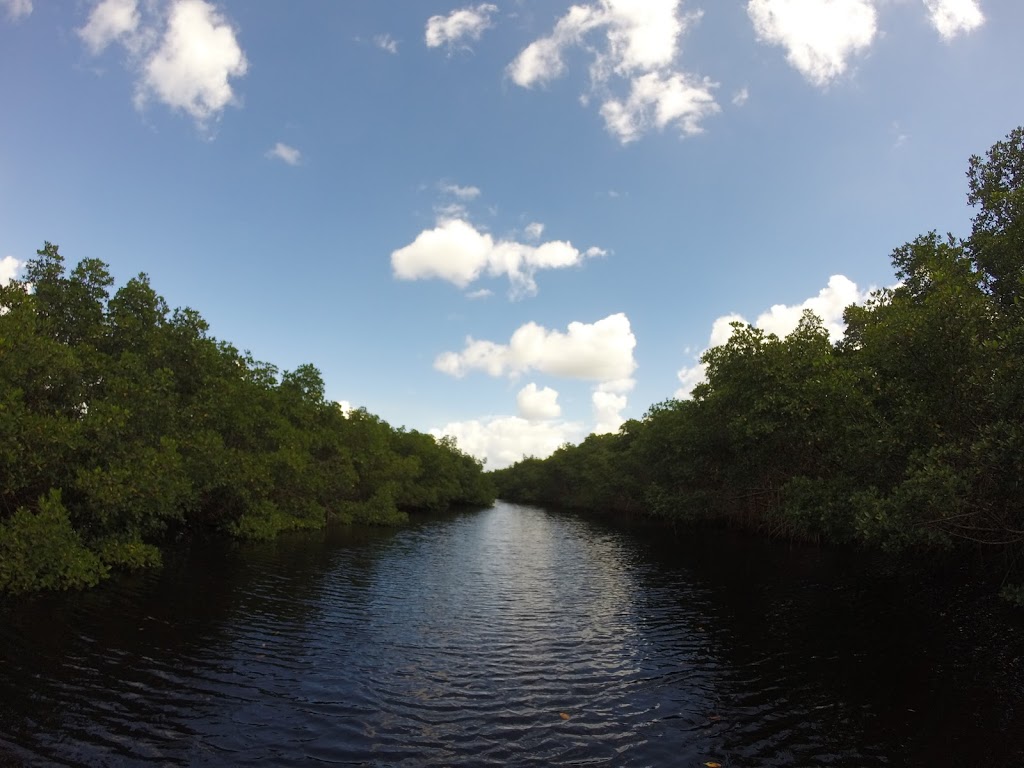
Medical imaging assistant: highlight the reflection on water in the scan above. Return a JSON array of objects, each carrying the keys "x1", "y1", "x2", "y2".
[{"x1": 1, "y1": 502, "x2": 1023, "y2": 766}]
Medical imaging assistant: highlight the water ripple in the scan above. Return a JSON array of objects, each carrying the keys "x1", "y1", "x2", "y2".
[{"x1": 2, "y1": 502, "x2": 1023, "y2": 766}]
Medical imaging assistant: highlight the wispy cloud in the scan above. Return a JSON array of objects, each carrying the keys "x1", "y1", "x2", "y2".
[
  {"x1": 266, "y1": 142, "x2": 301, "y2": 166},
  {"x1": 440, "y1": 182, "x2": 482, "y2": 200},
  {"x1": 1, "y1": 0, "x2": 32, "y2": 22},
  {"x1": 425, "y1": 3, "x2": 498, "y2": 49},
  {"x1": 374, "y1": 33, "x2": 399, "y2": 54},
  {"x1": 78, "y1": 0, "x2": 140, "y2": 54},
  {"x1": 508, "y1": 0, "x2": 719, "y2": 143}
]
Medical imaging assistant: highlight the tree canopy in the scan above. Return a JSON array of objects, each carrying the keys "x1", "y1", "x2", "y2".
[
  {"x1": 491, "y1": 127, "x2": 1024, "y2": 603},
  {"x1": 0, "y1": 250, "x2": 494, "y2": 594}
]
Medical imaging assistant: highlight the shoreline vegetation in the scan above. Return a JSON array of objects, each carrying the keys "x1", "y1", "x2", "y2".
[
  {"x1": 3, "y1": 127, "x2": 1021, "y2": 601},
  {"x1": 490, "y1": 127, "x2": 1024, "y2": 605},
  {"x1": 0, "y1": 247, "x2": 495, "y2": 595}
]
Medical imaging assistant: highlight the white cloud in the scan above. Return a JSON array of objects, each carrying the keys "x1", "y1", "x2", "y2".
[
  {"x1": 440, "y1": 182, "x2": 481, "y2": 200},
  {"x1": 1, "y1": 0, "x2": 31, "y2": 21},
  {"x1": 266, "y1": 142, "x2": 301, "y2": 166},
  {"x1": 336, "y1": 400, "x2": 353, "y2": 416},
  {"x1": 375, "y1": 33, "x2": 399, "y2": 54},
  {"x1": 675, "y1": 361, "x2": 709, "y2": 399},
  {"x1": 435, "y1": 313, "x2": 640, "y2": 463},
  {"x1": 747, "y1": 0, "x2": 877, "y2": 86},
  {"x1": 78, "y1": 0, "x2": 139, "y2": 54},
  {"x1": 434, "y1": 202, "x2": 470, "y2": 222},
  {"x1": 732, "y1": 86, "x2": 750, "y2": 106},
  {"x1": 431, "y1": 416, "x2": 584, "y2": 469},
  {"x1": 675, "y1": 276, "x2": 871, "y2": 398},
  {"x1": 79, "y1": 0, "x2": 247, "y2": 127},
  {"x1": 0, "y1": 255, "x2": 22, "y2": 286},
  {"x1": 466, "y1": 288, "x2": 493, "y2": 299},
  {"x1": 524, "y1": 222, "x2": 545, "y2": 241},
  {"x1": 923, "y1": 0, "x2": 983, "y2": 40},
  {"x1": 600, "y1": 70, "x2": 719, "y2": 143},
  {"x1": 137, "y1": 0, "x2": 247, "y2": 123},
  {"x1": 508, "y1": 0, "x2": 719, "y2": 142},
  {"x1": 425, "y1": 3, "x2": 498, "y2": 49},
  {"x1": 754, "y1": 274, "x2": 868, "y2": 342},
  {"x1": 508, "y1": 5, "x2": 600, "y2": 87},
  {"x1": 592, "y1": 390, "x2": 628, "y2": 434},
  {"x1": 517, "y1": 383, "x2": 562, "y2": 421},
  {"x1": 391, "y1": 218, "x2": 601, "y2": 298},
  {"x1": 436, "y1": 312, "x2": 637, "y2": 384},
  {"x1": 597, "y1": 377, "x2": 636, "y2": 394}
]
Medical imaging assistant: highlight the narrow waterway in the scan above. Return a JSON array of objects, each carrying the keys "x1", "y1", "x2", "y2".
[{"x1": 1, "y1": 502, "x2": 1022, "y2": 766}]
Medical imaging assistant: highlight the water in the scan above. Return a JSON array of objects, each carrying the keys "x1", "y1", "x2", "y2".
[{"x1": 1, "y1": 502, "x2": 1023, "y2": 766}]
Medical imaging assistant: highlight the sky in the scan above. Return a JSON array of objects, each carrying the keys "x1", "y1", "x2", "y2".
[{"x1": 1, "y1": 0, "x2": 1022, "y2": 468}]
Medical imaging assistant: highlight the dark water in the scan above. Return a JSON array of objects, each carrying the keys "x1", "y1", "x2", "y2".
[{"x1": 2, "y1": 502, "x2": 1023, "y2": 767}]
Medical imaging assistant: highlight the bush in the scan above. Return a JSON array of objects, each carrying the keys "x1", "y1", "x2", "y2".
[{"x1": 0, "y1": 490, "x2": 109, "y2": 594}]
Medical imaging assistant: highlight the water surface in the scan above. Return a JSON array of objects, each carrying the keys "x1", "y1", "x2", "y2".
[{"x1": 2, "y1": 502, "x2": 1022, "y2": 766}]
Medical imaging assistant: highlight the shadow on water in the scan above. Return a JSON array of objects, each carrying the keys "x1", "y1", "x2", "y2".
[
  {"x1": 0, "y1": 502, "x2": 1022, "y2": 766},
  {"x1": 583, "y1": 513, "x2": 1024, "y2": 767}
]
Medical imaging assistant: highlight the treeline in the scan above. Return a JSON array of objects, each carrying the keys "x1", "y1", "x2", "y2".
[
  {"x1": 0, "y1": 247, "x2": 494, "y2": 594},
  {"x1": 492, "y1": 128, "x2": 1024, "y2": 602}
]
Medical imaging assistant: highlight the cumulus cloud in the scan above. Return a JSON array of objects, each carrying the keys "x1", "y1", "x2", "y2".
[
  {"x1": 138, "y1": 0, "x2": 248, "y2": 122},
  {"x1": 436, "y1": 312, "x2": 637, "y2": 384},
  {"x1": 435, "y1": 314, "x2": 640, "y2": 461},
  {"x1": 753, "y1": 274, "x2": 869, "y2": 341},
  {"x1": 79, "y1": 0, "x2": 247, "y2": 127},
  {"x1": 0, "y1": 255, "x2": 22, "y2": 286},
  {"x1": 747, "y1": 0, "x2": 877, "y2": 87},
  {"x1": 508, "y1": 0, "x2": 718, "y2": 142},
  {"x1": 425, "y1": 3, "x2": 498, "y2": 49},
  {"x1": 1, "y1": 0, "x2": 31, "y2": 21},
  {"x1": 431, "y1": 416, "x2": 585, "y2": 469},
  {"x1": 391, "y1": 218, "x2": 601, "y2": 298},
  {"x1": 375, "y1": 33, "x2": 399, "y2": 53},
  {"x1": 923, "y1": 0, "x2": 984, "y2": 40},
  {"x1": 675, "y1": 276, "x2": 871, "y2": 398},
  {"x1": 266, "y1": 142, "x2": 301, "y2": 165},
  {"x1": 592, "y1": 390, "x2": 628, "y2": 434},
  {"x1": 732, "y1": 87, "x2": 750, "y2": 106},
  {"x1": 517, "y1": 383, "x2": 562, "y2": 421},
  {"x1": 78, "y1": 0, "x2": 139, "y2": 54}
]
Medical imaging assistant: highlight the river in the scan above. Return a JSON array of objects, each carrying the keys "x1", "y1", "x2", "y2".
[{"x1": 1, "y1": 501, "x2": 1023, "y2": 766}]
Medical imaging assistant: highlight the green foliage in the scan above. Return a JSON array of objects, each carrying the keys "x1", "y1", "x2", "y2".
[
  {"x1": 95, "y1": 536, "x2": 163, "y2": 570},
  {"x1": 342, "y1": 486, "x2": 410, "y2": 526},
  {"x1": 1000, "y1": 584, "x2": 1024, "y2": 608},
  {"x1": 492, "y1": 127, "x2": 1024, "y2": 601},
  {"x1": 0, "y1": 242, "x2": 494, "y2": 594},
  {"x1": 229, "y1": 500, "x2": 325, "y2": 541},
  {"x1": 0, "y1": 491, "x2": 108, "y2": 594}
]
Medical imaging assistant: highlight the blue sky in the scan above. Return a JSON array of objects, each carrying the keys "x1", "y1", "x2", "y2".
[{"x1": 2, "y1": 0, "x2": 1021, "y2": 467}]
